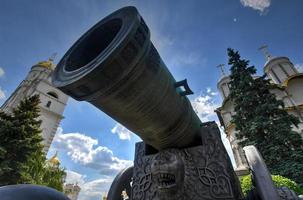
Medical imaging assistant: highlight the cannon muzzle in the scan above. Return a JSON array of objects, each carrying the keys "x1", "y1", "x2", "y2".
[{"x1": 52, "y1": 6, "x2": 202, "y2": 150}]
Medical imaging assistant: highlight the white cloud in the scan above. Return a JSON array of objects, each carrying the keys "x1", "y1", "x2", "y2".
[
  {"x1": 190, "y1": 88, "x2": 236, "y2": 167},
  {"x1": 152, "y1": 32, "x2": 196, "y2": 67},
  {"x1": 191, "y1": 88, "x2": 219, "y2": 122},
  {"x1": 111, "y1": 123, "x2": 133, "y2": 140},
  {"x1": 64, "y1": 170, "x2": 112, "y2": 200},
  {"x1": 0, "y1": 67, "x2": 4, "y2": 77},
  {"x1": 150, "y1": 26, "x2": 206, "y2": 69},
  {"x1": 295, "y1": 63, "x2": 303, "y2": 72},
  {"x1": 52, "y1": 128, "x2": 133, "y2": 176},
  {"x1": 240, "y1": 0, "x2": 271, "y2": 13},
  {"x1": 151, "y1": 33, "x2": 175, "y2": 54},
  {"x1": 0, "y1": 87, "x2": 5, "y2": 99},
  {"x1": 65, "y1": 170, "x2": 86, "y2": 186},
  {"x1": 169, "y1": 52, "x2": 203, "y2": 68},
  {"x1": 216, "y1": 122, "x2": 236, "y2": 168},
  {"x1": 78, "y1": 178, "x2": 113, "y2": 200}
]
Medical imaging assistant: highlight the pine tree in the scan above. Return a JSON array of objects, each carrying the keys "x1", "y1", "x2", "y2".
[
  {"x1": 227, "y1": 48, "x2": 303, "y2": 185},
  {"x1": 42, "y1": 163, "x2": 66, "y2": 192},
  {"x1": 0, "y1": 111, "x2": 15, "y2": 180},
  {"x1": 0, "y1": 95, "x2": 43, "y2": 185},
  {"x1": 27, "y1": 151, "x2": 66, "y2": 192},
  {"x1": 0, "y1": 95, "x2": 65, "y2": 190}
]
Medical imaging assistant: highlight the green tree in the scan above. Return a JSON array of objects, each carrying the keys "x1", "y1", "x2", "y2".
[
  {"x1": 240, "y1": 174, "x2": 303, "y2": 196},
  {"x1": 42, "y1": 164, "x2": 66, "y2": 192},
  {"x1": 0, "y1": 95, "x2": 65, "y2": 191},
  {"x1": 0, "y1": 95, "x2": 43, "y2": 184},
  {"x1": 227, "y1": 48, "x2": 303, "y2": 185},
  {"x1": 26, "y1": 151, "x2": 66, "y2": 192}
]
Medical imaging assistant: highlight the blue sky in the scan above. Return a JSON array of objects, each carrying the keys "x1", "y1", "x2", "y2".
[{"x1": 1, "y1": 0, "x2": 303, "y2": 199}]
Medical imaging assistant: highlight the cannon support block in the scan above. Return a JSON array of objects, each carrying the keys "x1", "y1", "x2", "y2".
[{"x1": 131, "y1": 122, "x2": 243, "y2": 200}]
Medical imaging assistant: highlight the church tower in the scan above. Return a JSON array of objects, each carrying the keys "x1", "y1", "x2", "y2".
[
  {"x1": 261, "y1": 46, "x2": 303, "y2": 134},
  {"x1": 261, "y1": 45, "x2": 299, "y2": 84},
  {"x1": 1, "y1": 58, "x2": 68, "y2": 153},
  {"x1": 216, "y1": 65, "x2": 249, "y2": 175},
  {"x1": 216, "y1": 46, "x2": 303, "y2": 176}
]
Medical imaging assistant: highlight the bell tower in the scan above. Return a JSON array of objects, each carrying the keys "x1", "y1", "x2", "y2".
[
  {"x1": 1, "y1": 58, "x2": 68, "y2": 153},
  {"x1": 259, "y1": 45, "x2": 299, "y2": 84},
  {"x1": 216, "y1": 64, "x2": 249, "y2": 175}
]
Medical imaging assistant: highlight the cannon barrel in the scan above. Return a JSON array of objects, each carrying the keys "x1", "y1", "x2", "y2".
[{"x1": 52, "y1": 6, "x2": 202, "y2": 150}]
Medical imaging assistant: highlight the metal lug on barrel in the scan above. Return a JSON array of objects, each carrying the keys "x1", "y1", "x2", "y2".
[{"x1": 174, "y1": 79, "x2": 194, "y2": 96}]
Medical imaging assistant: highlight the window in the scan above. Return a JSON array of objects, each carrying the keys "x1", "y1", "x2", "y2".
[
  {"x1": 279, "y1": 64, "x2": 289, "y2": 77},
  {"x1": 46, "y1": 101, "x2": 51, "y2": 108},
  {"x1": 47, "y1": 91, "x2": 58, "y2": 99},
  {"x1": 271, "y1": 69, "x2": 281, "y2": 84}
]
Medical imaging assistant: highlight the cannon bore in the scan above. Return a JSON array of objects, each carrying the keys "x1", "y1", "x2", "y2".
[{"x1": 52, "y1": 6, "x2": 202, "y2": 150}]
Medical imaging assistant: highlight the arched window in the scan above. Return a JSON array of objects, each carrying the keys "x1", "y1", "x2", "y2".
[
  {"x1": 46, "y1": 101, "x2": 51, "y2": 108},
  {"x1": 47, "y1": 91, "x2": 58, "y2": 99}
]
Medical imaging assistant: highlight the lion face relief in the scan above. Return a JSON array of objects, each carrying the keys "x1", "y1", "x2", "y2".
[{"x1": 151, "y1": 151, "x2": 185, "y2": 200}]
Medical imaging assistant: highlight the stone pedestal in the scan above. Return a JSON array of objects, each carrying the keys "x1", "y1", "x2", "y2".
[
  {"x1": 235, "y1": 166, "x2": 250, "y2": 177},
  {"x1": 131, "y1": 122, "x2": 243, "y2": 200}
]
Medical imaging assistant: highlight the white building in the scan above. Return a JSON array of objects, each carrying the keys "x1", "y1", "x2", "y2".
[
  {"x1": 216, "y1": 51, "x2": 303, "y2": 175},
  {"x1": 47, "y1": 151, "x2": 81, "y2": 199},
  {"x1": 64, "y1": 183, "x2": 81, "y2": 200},
  {"x1": 1, "y1": 58, "x2": 68, "y2": 153}
]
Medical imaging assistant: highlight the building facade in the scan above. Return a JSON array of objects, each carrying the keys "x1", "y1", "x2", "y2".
[
  {"x1": 0, "y1": 59, "x2": 68, "y2": 153},
  {"x1": 64, "y1": 183, "x2": 81, "y2": 200},
  {"x1": 47, "y1": 152, "x2": 81, "y2": 200},
  {"x1": 216, "y1": 53, "x2": 303, "y2": 175}
]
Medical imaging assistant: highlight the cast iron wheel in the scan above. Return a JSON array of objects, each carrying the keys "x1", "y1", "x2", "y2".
[
  {"x1": 277, "y1": 187, "x2": 301, "y2": 200},
  {"x1": 107, "y1": 166, "x2": 133, "y2": 200},
  {"x1": 243, "y1": 145, "x2": 280, "y2": 200},
  {"x1": 0, "y1": 184, "x2": 69, "y2": 200}
]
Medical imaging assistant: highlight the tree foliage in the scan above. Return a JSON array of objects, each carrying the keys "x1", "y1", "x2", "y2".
[
  {"x1": 0, "y1": 95, "x2": 65, "y2": 191},
  {"x1": 26, "y1": 151, "x2": 66, "y2": 192},
  {"x1": 240, "y1": 174, "x2": 303, "y2": 196},
  {"x1": 227, "y1": 48, "x2": 303, "y2": 185}
]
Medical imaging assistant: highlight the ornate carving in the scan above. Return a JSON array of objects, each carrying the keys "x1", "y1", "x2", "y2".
[
  {"x1": 150, "y1": 151, "x2": 184, "y2": 200},
  {"x1": 132, "y1": 143, "x2": 154, "y2": 200},
  {"x1": 145, "y1": 44, "x2": 161, "y2": 73},
  {"x1": 121, "y1": 42, "x2": 138, "y2": 64},
  {"x1": 132, "y1": 122, "x2": 242, "y2": 200},
  {"x1": 139, "y1": 17, "x2": 149, "y2": 34},
  {"x1": 134, "y1": 27, "x2": 146, "y2": 47}
]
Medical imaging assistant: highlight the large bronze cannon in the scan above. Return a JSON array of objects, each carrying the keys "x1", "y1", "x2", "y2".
[
  {"x1": 50, "y1": 6, "x2": 301, "y2": 200},
  {"x1": 52, "y1": 6, "x2": 201, "y2": 151},
  {"x1": 1, "y1": 6, "x2": 300, "y2": 200},
  {"x1": 52, "y1": 6, "x2": 243, "y2": 200}
]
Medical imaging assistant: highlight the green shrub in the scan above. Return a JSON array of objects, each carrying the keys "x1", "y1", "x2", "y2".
[
  {"x1": 240, "y1": 175, "x2": 252, "y2": 196},
  {"x1": 239, "y1": 174, "x2": 303, "y2": 196},
  {"x1": 272, "y1": 175, "x2": 303, "y2": 194}
]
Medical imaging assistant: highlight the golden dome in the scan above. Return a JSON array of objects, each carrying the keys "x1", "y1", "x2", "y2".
[
  {"x1": 281, "y1": 73, "x2": 303, "y2": 87},
  {"x1": 33, "y1": 59, "x2": 55, "y2": 70},
  {"x1": 102, "y1": 192, "x2": 107, "y2": 200},
  {"x1": 48, "y1": 151, "x2": 60, "y2": 166}
]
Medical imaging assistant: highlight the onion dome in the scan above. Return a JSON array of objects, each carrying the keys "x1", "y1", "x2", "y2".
[
  {"x1": 32, "y1": 59, "x2": 55, "y2": 70},
  {"x1": 48, "y1": 151, "x2": 60, "y2": 166},
  {"x1": 264, "y1": 56, "x2": 298, "y2": 85},
  {"x1": 259, "y1": 45, "x2": 298, "y2": 85}
]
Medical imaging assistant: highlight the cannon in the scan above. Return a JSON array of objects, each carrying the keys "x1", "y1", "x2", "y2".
[
  {"x1": 1, "y1": 6, "x2": 301, "y2": 200},
  {"x1": 49, "y1": 6, "x2": 246, "y2": 200},
  {"x1": 51, "y1": 6, "x2": 201, "y2": 151},
  {"x1": 51, "y1": 7, "x2": 244, "y2": 199}
]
